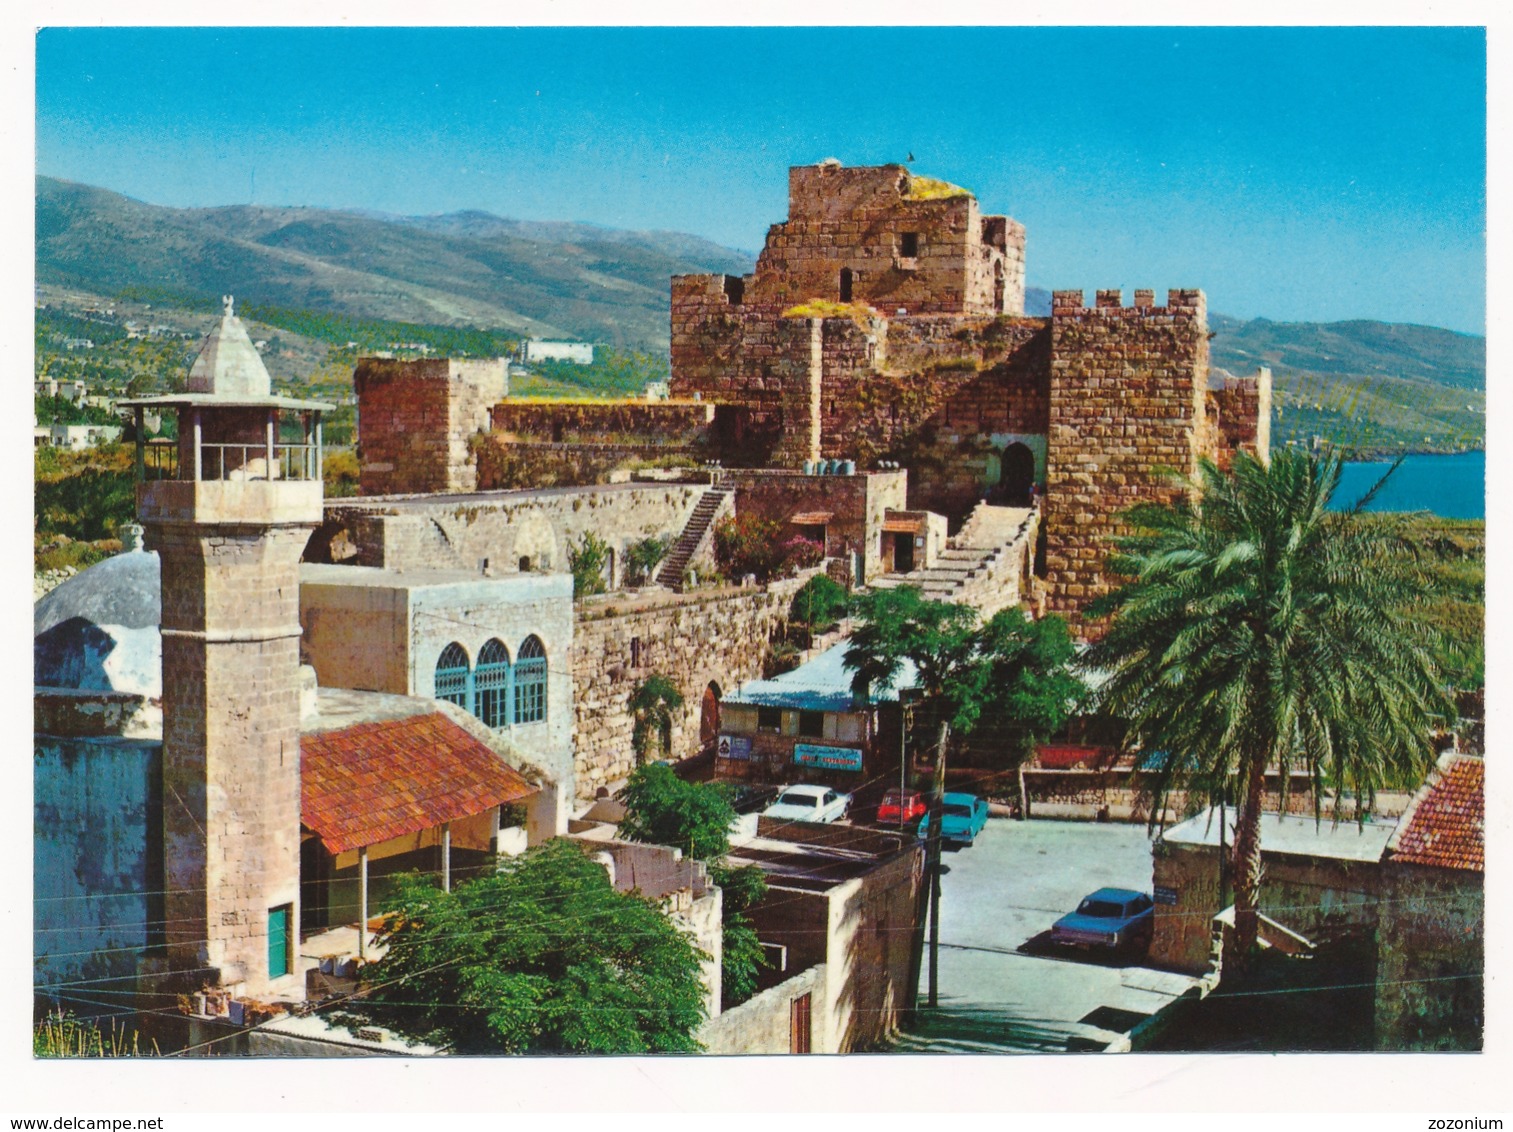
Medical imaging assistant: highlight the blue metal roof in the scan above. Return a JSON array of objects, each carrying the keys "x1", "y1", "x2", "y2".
[{"x1": 725, "y1": 639, "x2": 919, "y2": 713}]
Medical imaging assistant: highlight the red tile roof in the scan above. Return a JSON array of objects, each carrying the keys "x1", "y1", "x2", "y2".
[
  {"x1": 302, "y1": 712, "x2": 536, "y2": 855},
  {"x1": 1386, "y1": 753, "x2": 1484, "y2": 872}
]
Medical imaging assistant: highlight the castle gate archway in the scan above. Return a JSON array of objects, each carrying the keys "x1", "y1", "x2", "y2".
[{"x1": 1002, "y1": 442, "x2": 1036, "y2": 506}]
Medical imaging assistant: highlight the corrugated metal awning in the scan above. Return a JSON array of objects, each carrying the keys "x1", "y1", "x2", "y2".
[{"x1": 790, "y1": 511, "x2": 834, "y2": 526}]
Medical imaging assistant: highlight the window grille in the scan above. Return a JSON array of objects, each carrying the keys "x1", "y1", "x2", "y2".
[
  {"x1": 435, "y1": 642, "x2": 471, "y2": 710},
  {"x1": 475, "y1": 639, "x2": 511, "y2": 728},
  {"x1": 514, "y1": 635, "x2": 548, "y2": 724}
]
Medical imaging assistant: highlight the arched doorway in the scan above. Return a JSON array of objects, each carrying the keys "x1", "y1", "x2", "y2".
[
  {"x1": 700, "y1": 682, "x2": 722, "y2": 752},
  {"x1": 1002, "y1": 442, "x2": 1036, "y2": 507}
]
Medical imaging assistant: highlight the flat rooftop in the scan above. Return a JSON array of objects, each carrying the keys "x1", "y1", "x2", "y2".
[
  {"x1": 1161, "y1": 807, "x2": 1397, "y2": 863},
  {"x1": 300, "y1": 562, "x2": 571, "y2": 592},
  {"x1": 323, "y1": 480, "x2": 699, "y2": 512}
]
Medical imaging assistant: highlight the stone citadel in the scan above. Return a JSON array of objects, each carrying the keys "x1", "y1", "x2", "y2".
[{"x1": 353, "y1": 160, "x2": 1270, "y2": 621}]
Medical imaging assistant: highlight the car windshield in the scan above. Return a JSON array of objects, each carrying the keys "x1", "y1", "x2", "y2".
[
  {"x1": 882, "y1": 791, "x2": 904, "y2": 804},
  {"x1": 943, "y1": 804, "x2": 972, "y2": 817},
  {"x1": 1076, "y1": 899, "x2": 1126, "y2": 918},
  {"x1": 777, "y1": 792, "x2": 817, "y2": 807}
]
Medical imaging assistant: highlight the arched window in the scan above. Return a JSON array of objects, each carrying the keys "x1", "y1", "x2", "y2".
[
  {"x1": 435, "y1": 642, "x2": 470, "y2": 710},
  {"x1": 475, "y1": 639, "x2": 511, "y2": 728},
  {"x1": 514, "y1": 635, "x2": 547, "y2": 724}
]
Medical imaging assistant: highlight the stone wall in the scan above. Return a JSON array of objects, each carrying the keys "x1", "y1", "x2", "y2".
[
  {"x1": 725, "y1": 468, "x2": 906, "y2": 581},
  {"x1": 741, "y1": 835, "x2": 924, "y2": 1053},
  {"x1": 1374, "y1": 863, "x2": 1482, "y2": 1049},
  {"x1": 1044, "y1": 289, "x2": 1212, "y2": 625},
  {"x1": 697, "y1": 964, "x2": 827, "y2": 1055},
  {"x1": 1150, "y1": 839, "x2": 1383, "y2": 975},
  {"x1": 316, "y1": 483, "x2": 708, "y2": 579},
  {"x1": 571, "y1": 579, "x2": 802, "y2": 800},
  {"x1": 149, "y1": 520, "x2": 312, "y2": 998},
  {"x1": 353, "y1": 357, "x2": 506, "y2": 495},
  {"x1": 1211, "y1": 368, "x2": 1273, "y2": 469}
]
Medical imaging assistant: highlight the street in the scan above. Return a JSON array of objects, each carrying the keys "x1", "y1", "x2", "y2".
[{"x1": 893, "y1": 818, "x2": 1206, "y2": 1053}]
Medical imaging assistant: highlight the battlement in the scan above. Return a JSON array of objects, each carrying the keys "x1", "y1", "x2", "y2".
[{"x1": 1051, "y1": 288, "x2": 1206, "y2": 318}]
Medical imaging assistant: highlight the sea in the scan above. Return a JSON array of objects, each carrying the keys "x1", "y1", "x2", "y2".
[{"x1": 1332, "y1": 450, "x2": 1485, "y2": 521}]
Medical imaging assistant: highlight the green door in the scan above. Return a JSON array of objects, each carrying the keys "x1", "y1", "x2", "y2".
[{"x1": 268, "y1": 905, "x2": 291, "y2": 979}]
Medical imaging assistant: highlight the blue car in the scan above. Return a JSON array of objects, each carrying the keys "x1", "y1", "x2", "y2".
[
  {"x1": 917, "y1": 793, "x2": 990, "y2": 846},
  {"x1": 1049, "y1": 887, "x2": 1155, "y2": 952}
]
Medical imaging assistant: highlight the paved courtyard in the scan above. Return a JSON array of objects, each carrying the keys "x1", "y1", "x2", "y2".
[{"x1": 893, "y1": 818, "x2": 1208, "y2": 1053}]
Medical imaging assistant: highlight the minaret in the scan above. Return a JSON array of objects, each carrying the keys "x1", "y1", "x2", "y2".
[{"x1": 124, "y1": 297, "x2": 330, "y2": 998}]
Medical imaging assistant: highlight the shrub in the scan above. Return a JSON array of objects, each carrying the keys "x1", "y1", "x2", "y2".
[
  {"x1": 626, "y1": 535, "x2": 670, "y2": 586},
  {"x1": 714, "y1": 515, "x2": 824, "y2": 583},
  {"x1": 567, "y1": 531, "x2": 611, "y2": 598}
]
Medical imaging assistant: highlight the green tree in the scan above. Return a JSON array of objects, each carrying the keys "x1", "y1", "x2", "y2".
[
  {"x1": 617, "y1": 763, "x2": 770, "y2": 1010},
  {"x1": 617, "y1": 762, "x2": 734, "y2": 860},
  {"x1": 708, "y1": 861, "x2": 769, "y2": 1010},
  {"x1": 845, "y1": 585, "x2": 986, "y2": 1009},
  {"x1": 567, "y1": 531, "x2": 611, "y2": 598},
  {"x1": 351, "y1": 840, "x2": 707, "y2": 1053},
  {"x1": 629, "y1": 674, "x2": 684, "y2": 765},
  {"x1": 789, "y1": 573, "x2": 848, "y2": 634},
  {"x1": 974, "y1": 608, "x2": 1088, "y2": 819},
  {"x1": 1085, "y1": 450, "x2": 1451, "y2": 971}
]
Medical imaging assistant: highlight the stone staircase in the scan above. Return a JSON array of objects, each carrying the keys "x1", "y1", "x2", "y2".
[
  {"x1": 870, "y1": 503, "x2": 1036, "y2": 614},
  {"x1": 655, "y1": 488, "x2": 733, "y2": 588}
]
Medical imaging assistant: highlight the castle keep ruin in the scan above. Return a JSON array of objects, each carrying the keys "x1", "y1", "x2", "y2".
[{"x1": 670, "y1": 162, "x2": 1269, "y2": 617}]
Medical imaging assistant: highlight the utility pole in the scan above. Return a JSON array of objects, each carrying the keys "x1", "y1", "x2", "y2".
[{"x1": 927, "y1": 705, "x2": 947, "y2": 1008}]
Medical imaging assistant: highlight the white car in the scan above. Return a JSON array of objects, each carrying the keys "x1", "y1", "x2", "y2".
[{"x1": 762, "y1": 784, "x2": 852, "y2": 824}]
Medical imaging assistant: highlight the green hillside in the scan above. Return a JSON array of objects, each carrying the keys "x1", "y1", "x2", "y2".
[{"x1": 37, "y1": 176, "x2": 756, "y2": 352}]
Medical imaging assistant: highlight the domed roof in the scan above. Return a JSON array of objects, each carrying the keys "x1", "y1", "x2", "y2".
[{"x1": 34, "y1": 549, "x2": 161, "y2": 697}]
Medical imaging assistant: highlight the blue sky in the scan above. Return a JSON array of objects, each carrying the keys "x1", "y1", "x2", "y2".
[{"x1": 35, "y1": 26, "x2": 1486, "y2": 334}]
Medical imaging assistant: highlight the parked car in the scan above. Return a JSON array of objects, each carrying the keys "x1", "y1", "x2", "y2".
[
  {"x1": 917, "y1": 793, "x2": 990, "y2": 846},
  {"x1": 876, "y1": 789, "x2": 927, "y2": 826},
  {"x1": 1049, "y1": 888, "x2": 1155, "y2": 952},
  {"x1": 763, "y1": 784, "x2": 852, "y2": 824}
]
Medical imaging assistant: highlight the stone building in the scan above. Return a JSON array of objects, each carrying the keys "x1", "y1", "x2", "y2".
[
  {"x1": 666, "y1": 161, "x2": 1271, "y2": 623},
  {"x1": 1147, "y1": 752, "x2": 1483, "y2": 1050}
]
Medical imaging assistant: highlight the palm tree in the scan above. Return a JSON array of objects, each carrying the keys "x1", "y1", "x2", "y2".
[{"x1": 1085, "y1": 449, "x2": 1451, "y2": 971}]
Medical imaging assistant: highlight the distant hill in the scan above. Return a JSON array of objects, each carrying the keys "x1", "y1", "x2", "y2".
[
  {"x1": 35, "y1": 176, "x2": 1483, "y2": 450},
  {"x1": 36, "y1": 176, "x2": 756, "y2": 352}
]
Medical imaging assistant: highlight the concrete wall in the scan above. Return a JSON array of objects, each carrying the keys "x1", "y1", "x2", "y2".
[
  {"x1": 33, "y1": 737, "x2": 159, "y2": 1000},
  {"x1": 697, "y1": 964, "x2": 827, "y2": 1055}
]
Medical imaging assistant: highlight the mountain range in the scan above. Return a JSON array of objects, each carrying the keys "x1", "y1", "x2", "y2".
[{"x1": 36, "y1": 175, "x2": 1483, "y2": 449}]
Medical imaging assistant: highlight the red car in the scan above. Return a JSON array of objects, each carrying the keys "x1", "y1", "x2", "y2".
[{"x1": 876, "y1": 789, "x2": 927, "y2": 826}]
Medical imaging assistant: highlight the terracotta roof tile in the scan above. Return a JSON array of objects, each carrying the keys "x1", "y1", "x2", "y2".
[
  {"x1": 1386, "y1": 754, "x2": 1483, "y2": 872},
  {"x1": 302, "y1": 712, "x2": 536, "y2": 855}
]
